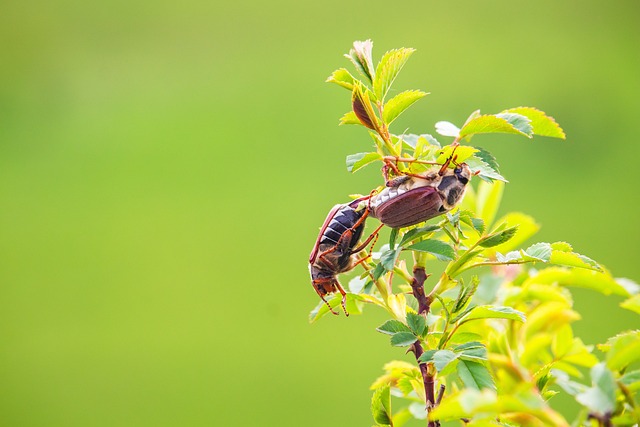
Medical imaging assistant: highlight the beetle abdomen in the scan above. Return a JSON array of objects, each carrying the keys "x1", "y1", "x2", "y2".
[{"x1": 371, "y1": 186, "x2": 444, "y2": 228}]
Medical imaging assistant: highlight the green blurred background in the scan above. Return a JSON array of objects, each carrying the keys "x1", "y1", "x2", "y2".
[{"x1": 1, "y1": 0, "x2": 638, "y2": 425}]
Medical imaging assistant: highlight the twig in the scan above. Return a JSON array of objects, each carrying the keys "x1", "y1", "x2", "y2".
[{"x1": 408, "y1": 265, "x2": 439, "y2": 427}]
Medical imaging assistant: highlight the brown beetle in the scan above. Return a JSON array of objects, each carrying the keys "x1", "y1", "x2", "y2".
[
  {"x1": 309, "y1": 198, "x2": 382, "y2": 316},
  {"x1": 370, "y1": 163, "x2": 471, "y2": 228}
]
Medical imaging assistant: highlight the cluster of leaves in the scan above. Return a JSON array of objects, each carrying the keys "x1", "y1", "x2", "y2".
[
  {"x1": 327, "y1": 40, "x2": 565, "y2": 184},
  {"x1": 312, "y1": 40, "x2": 639, "y2": 426}
]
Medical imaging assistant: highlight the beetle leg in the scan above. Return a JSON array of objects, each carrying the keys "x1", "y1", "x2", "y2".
[
  {"x1": 312, "y1": 278, "x2": 340, "y2": 315},
  {"x1": 335, "y1": 281, "x2": 349, "y2": 317},
  {"x1": 351, "y1": 223, "x2": 384, "y2": 254}
]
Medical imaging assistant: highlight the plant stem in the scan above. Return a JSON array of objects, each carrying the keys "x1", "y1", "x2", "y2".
[{"x1": 409, "y1": 265, "x2": 439, "y2": 427}]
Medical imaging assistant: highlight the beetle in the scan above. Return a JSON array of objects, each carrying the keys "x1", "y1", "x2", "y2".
[
  {"x1": 309, "y1": 197, "x2": 382, "y2": 316},
  {"x1": 370, "y1": 163, "x2": 472, "y2": 228}
]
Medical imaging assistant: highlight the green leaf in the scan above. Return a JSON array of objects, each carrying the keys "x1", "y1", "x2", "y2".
[
  {"x1": 479, "y1": 226, "x2": 518, "y2": 248},
  {"x1": 371, "y1": 383, "x2": 392, "y2": 425},
  {"x1": 339, "y1": 111, "x2": 361, "y2": 125},
  {"x1": 465, "y1": 157, "x2": 507, "y2": 183},
  {"x1": 399, "y1": 224, "x2": 440, "y2": 246},
  {"x1": 405, "y1": 239, "x2": 455, "y2": 261},
  {"x1": 484, "y1": 213, "x2": 539, "y2": 254},
  {"x1": 525, "y1": 242, "x2": 553, "y2": 261},
  {"x1": 460, "y1": 305, "x2": 526, "y2": 323},
  {"x1": 374, "y1": 48, "x2": 415, "y2": 100},
  {"x1": 436, "y1": 145, "x2": 478, "y2": 165},
  {"x1": 503, "y1": 107, "x2": 566, "y2": 139},
  {"x1": 383, "y1": 90, "x2": 427, "y2": 124},
  {"x1": 550, "y1": 250, "x2": 602, "y2": 271},
  {"x1": 453, "y1": 276, "x2": 479, "y2": 314},
  {"x1": 621, "y1": 294, "x2": 640, "y2": 314},
  {"x1": 417, "y1": 349, "x2": 437, "y2": 364},
  {"x1": 472, "y1": 146, "x2": 500, "y2": 172},
  {"x1": 326, "y1": 68, "x2": 356, "y2": 91},
  {"x1": 391, "y1": 332, "x2": 418, "y2": 347},
  {"x1": 377, "y1": 319, "x2": 412, "y2": 335},
  {"x1": 380, "y1": 247, "x2": 401, "y2": 271},
  {"x1": 454, "y1": 341, "x2": 488, "y2": 361},
  {"x1": 603, "y1": 330, "x2": 640, "y2": 371},
  {"x1": 620, "y1": 370, "x2": 640, "y2": 389},
  {"x1": 406, "y1": 312, "x2": 427, "y2": 336},
  {"x1": 435, "y1": 121, "x2": 460, "y2": 137},
  {"x1": 576, "y1": 363, "x2": 616, "y2": 416},
  {"x1": 346, "y1": 152, "x2": 382, "y2": 173},
  {"x1": 346, "y1": 39, "x2": 375, "y2": 83},
  {"x1": 494, "y1": 112, "x2": 533, "y2": 136},
  {"x1": 433, "y1": 350, "x2": 459, "y2": 372},
  {"x1": 457, "y1": 359, "x2": 495, "y2": 390},
  {"x1": 458, "y1": 114, "x2": 532, "y2": 140},
  {"x1": 389, "y1": 228, "x2": 398, "y2": 250}
]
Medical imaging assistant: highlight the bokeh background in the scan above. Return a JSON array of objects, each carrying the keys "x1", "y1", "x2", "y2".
[{"x1": 1, "y1": 0, "x2": 639, "y2": 425}]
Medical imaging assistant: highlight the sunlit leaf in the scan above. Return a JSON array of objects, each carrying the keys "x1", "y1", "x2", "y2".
[
  {"x1": 339, "y1": 111, "x2": 361, "y2": 125},
  {"x1": 326, "y1": 68, "x2": 356, "y2": 91},
  {"x1": 621, "y1": 294, "x2": 640, "y2": 314},
  {"x1": 346, "y1": 39, "x2": 375, "y2": 83},
  {"x1": 436, "y1": 145, "x2": 478, "y2": 165},
  {"x1": 352, "y1": 82, "x2": 379, "y2": 130},
  {"x1": 405, "y1": 239, "x2": 455, "y2": 261},
  {"x1": 346, "y1": 152, "x2": 382, "y2": 173},
  {"x1": 476, "y1": 180, "x2": 504, "y2": 228},
  {"x1": 459, "y1": 305, "x2": 526, "y2": 323},
  {"x1": 479, "y1": 226, "x2": 518, "y2": 248},
  {"x1": 374, "y1": 48, "x2": 415, "y2": 100},
  {"x1": 435, "y1": 121, "x2": 460, "y2": 137},
  {"x1": 458, "y1": 114, "x2": 532, "y2": 140},
  {"x1": 399, "y1": 224, "x2": 440, "y2": 246},
  {"x1": 371, "y1": 383, "x2": 392, "y2": 425},
  {"x1": 383, "y1": 90, "x2": 427, "y2": 124},
  {"x1": 502, "y1": 107, "x2": 566, "y2": 139},
  {"x1": 433, "y1": 350, "x2": 459, "y2": 372},
  {"x1": 603, "y1": 330, "x2": 640, "y2": 371}
]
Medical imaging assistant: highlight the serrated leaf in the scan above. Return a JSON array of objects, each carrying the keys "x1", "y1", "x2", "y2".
[
  {"x1": 460, "y1": 305, "x2": 526, "y2": 323},
  {"x1": 417, "y1": 349, "x2": 437, "y2": 364},
  {"x1": 551, "y1": 241, "x2": 573, "y2": 252},
  {"x1": 380, "y1": 247, "x2": 401, "y2": 271},
  {"x1": 405, "y1": 239, "x2": 455, "y2": 261},
  {"x1": 604, "y1": 330, "x2": 640, "y2": 371},
  {"x1": 576, "y1": 363, "x2": 616, "y2": 416},
  {"x1": 525, "y1": 242, "x2": 552, "y2": 261},
  {"x1": 383, "y1": 90, "x2": 427, "y2": 124},
  {"x1": 459, "y1": 114, "x2": 532, "y2": 140},
  {"x1": 457, "y1": 359, "x2": 495, "y2": 390},
  {"x1": 377, "y1": 319, "x2": 412, "y2": 335},
  {"x1": 326, "y1": 68, "x2": 356, "y2": 91},
  {"x1": 455, "y1": 341, "x2": 488, "y2": 361},
  {"x1": 399, "y1": 224, "x2": 441, "y2": 246},
  {"x1": 479, "y1": 226, "x2": 518, "y2": 248},
  {"x1": 436, "y1": 145, "x2": 478, "y2": 165},
  {"x1": 433, "y1": 350, "x2": 459, "y2": 372},
  {"x1": 465, "y1": 156, "x2": 507, "y2": 183},
  {"x1": 483, "y1": 213, "x2": 539, "y2": 255},
  {"x1": 391, "y1": 331, "x2": 418, "y2": 347},
  {"x1": 374, "y1": 48, "x2": 415, "y2": 100},
  {"x1": 346, "y1": 40, "x2": 375, "y2": 83},
  {"x1": 494, "y1": 112, "x2": 533, "y2": 137},
  {"x1": 472, "y1": 146, "x2": 500, "y2": 172},
  {"x1": 371, "y1": 383, "x2": 392, "y2": 425},
  {"x1": 503, "y1": 107, "x2": 566, "y2": 139},
  {"x1": 346, "y1": 152, "x2": 382, "y2": 172},
  {"x1": 406, "y1": 312, "x2": 427, "y2": 336},
  {"x1": 339, "y1": 111, "x2": 361, "y2": 125},
  {"x1": 550, "y1": 250, "x2": 602, "y2": 271},
  {"x1": 435, "y1": 121, "x2": 460, "y2": 137},
  {"x1": 621, "y1": 294, "x2": 640, "y2": 314}
]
